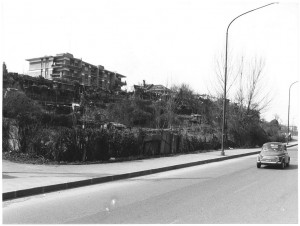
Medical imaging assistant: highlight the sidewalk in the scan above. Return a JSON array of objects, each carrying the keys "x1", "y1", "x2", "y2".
[{"x1": 2, "y1": 142, "x2": 298, "y2": 201}]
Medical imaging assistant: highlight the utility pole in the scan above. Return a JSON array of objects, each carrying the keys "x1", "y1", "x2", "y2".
[
  {"x1": 287, "y1": 81, "x2": 299, "y2": 144},
  {"x1": 221, "y1": 2, "x2": 278, "y2": 156}
]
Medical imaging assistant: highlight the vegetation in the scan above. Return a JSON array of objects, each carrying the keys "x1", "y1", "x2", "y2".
[{"x1": 2, "y1": 67, "x2": 287, "y2": 164}]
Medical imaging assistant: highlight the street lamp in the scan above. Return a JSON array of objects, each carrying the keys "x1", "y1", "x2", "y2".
[
  {"x1": 287, "y1": 81, "x2": 299, "y2": 144},
  {"x1": 221, "y1": 2, "x2": 278, "y2": 156}
]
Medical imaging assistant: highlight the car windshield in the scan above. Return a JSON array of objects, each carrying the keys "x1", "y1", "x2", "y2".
[{"x1": 262, "y1": 143, "x2": 284, "y2": 152}]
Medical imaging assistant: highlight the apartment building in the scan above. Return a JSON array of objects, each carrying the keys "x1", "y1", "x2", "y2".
[{"x1": 26, "y1": 53, "x2": 126, "y2": 91}]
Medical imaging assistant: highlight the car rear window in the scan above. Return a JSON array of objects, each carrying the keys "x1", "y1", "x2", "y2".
[{"x1": 262, "y1": 144, "x2": 283, "y2": 151}]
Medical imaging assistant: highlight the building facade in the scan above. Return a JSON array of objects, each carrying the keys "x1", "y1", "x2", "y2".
[{"x1": 26, "y1": 53, "x2": 126, "y2": 91}]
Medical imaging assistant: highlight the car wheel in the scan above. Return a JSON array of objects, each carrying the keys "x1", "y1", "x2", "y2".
[
  {"x1": 286, "y1": 158, "x2": 290, "y2": 167},
  {"x1": 281, "y1": 161, "x2": 285, "y2": 169},
  {"x1": 257, "y1": 163, "x2": 261, "y2": 168}
]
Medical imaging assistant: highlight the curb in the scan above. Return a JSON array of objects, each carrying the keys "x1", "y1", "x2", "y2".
[
  {"x1": 3, "y1": 144, "x2": 297, "y2": 201},
  {"x1": 2, "y1": 151, "x2": 261, "y2": 201}
]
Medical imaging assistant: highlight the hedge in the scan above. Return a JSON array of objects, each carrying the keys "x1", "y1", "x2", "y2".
[{"x1": 8, "y1": 125, "x2": 222, "y2": 162}]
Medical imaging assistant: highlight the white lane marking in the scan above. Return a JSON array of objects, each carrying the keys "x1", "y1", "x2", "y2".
[{"x1": 234, "y1": 181, "x2": 258, "y2": 194}]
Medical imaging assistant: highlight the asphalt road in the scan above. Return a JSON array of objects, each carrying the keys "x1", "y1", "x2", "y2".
[{"x1": 3, "y1": 147, "x2": 298, "y2": 224}]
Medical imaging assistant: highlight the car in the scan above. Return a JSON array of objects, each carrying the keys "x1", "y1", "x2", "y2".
[{"x1": 257, "y1": 142, "x2": 290, "y2": 169}]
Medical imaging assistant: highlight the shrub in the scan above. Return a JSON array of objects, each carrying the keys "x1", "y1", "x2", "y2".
[
  {"x1": 3, "y1": 90, "x2": 43, "y2": 153},
  {"x1": 2, "y1": 118, "x2": 11, "y2": 152},
  {"x1": 86, "y1": 128, "x2": 110, "y2": 161},
  {"x1": 116, "y1": 131, "x2": 139, "y2": 158},
  {"x1": 41, "y1": 113, "x2": 74, "y2": 128}
]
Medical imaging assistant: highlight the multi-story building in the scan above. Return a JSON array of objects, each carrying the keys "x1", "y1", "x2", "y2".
[{"x1": 26, "y1": 53, "x2": 126, "y2": 91}]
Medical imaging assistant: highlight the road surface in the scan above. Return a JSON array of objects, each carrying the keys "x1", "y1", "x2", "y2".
[{"x1": 3, "y1": 147, "x2": 298, "y2": 224}]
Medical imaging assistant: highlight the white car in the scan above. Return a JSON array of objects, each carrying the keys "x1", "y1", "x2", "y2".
[{"x1": 257, "y1": 142, "x2": 290, "y2": 169}]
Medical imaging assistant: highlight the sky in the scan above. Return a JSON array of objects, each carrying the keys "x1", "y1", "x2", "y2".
[{"x1": 1, "y1": 0, "x2": 299, "y2": 126}]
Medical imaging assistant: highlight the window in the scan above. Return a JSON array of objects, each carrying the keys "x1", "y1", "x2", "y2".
[{"x1": 262, "y1": 143, "x2": 283, "y2": 152}]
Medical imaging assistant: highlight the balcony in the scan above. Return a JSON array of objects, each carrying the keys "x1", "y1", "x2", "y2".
[
  {"x1": 68, "y1": 64, "x2": 82, "y2": 69},
  {"x1": 51, "y1": 73, "x2": 61, "y2": 78}
]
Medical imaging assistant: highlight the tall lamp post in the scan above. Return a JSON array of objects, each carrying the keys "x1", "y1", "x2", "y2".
[
  {"x1": 287, "y1": 81, "x2": 299, "y2": 144},
  {"x1": 221, "y1": 2, "x2": 278, "y2": 156}
]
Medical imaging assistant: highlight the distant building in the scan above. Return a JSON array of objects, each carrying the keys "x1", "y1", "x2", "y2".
[
  {"x1": 26, "y1": 53, "x2": 126, "y2": 91},
  {"x1": 133, "y1": 80, "x2": 171, "y2": 100},
  {"x1": 197, "y1": 94, "x2": 217, "y2": 101}
]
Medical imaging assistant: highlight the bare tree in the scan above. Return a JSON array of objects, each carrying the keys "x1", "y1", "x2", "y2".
[
  {"x1": 235, "y1": 56, "x2": 273, "y2": 114},
  {"x1": 211, "y1": 53, "x2": 273, "y2": 114},
  {"x1": 210, "y1": 52, "x2": 241, "y2": 98}
]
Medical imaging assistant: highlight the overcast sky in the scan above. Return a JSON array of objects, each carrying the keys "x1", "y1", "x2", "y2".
[{"x1": 1, "y1": 0, "x2": 299, "y2": 125}]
